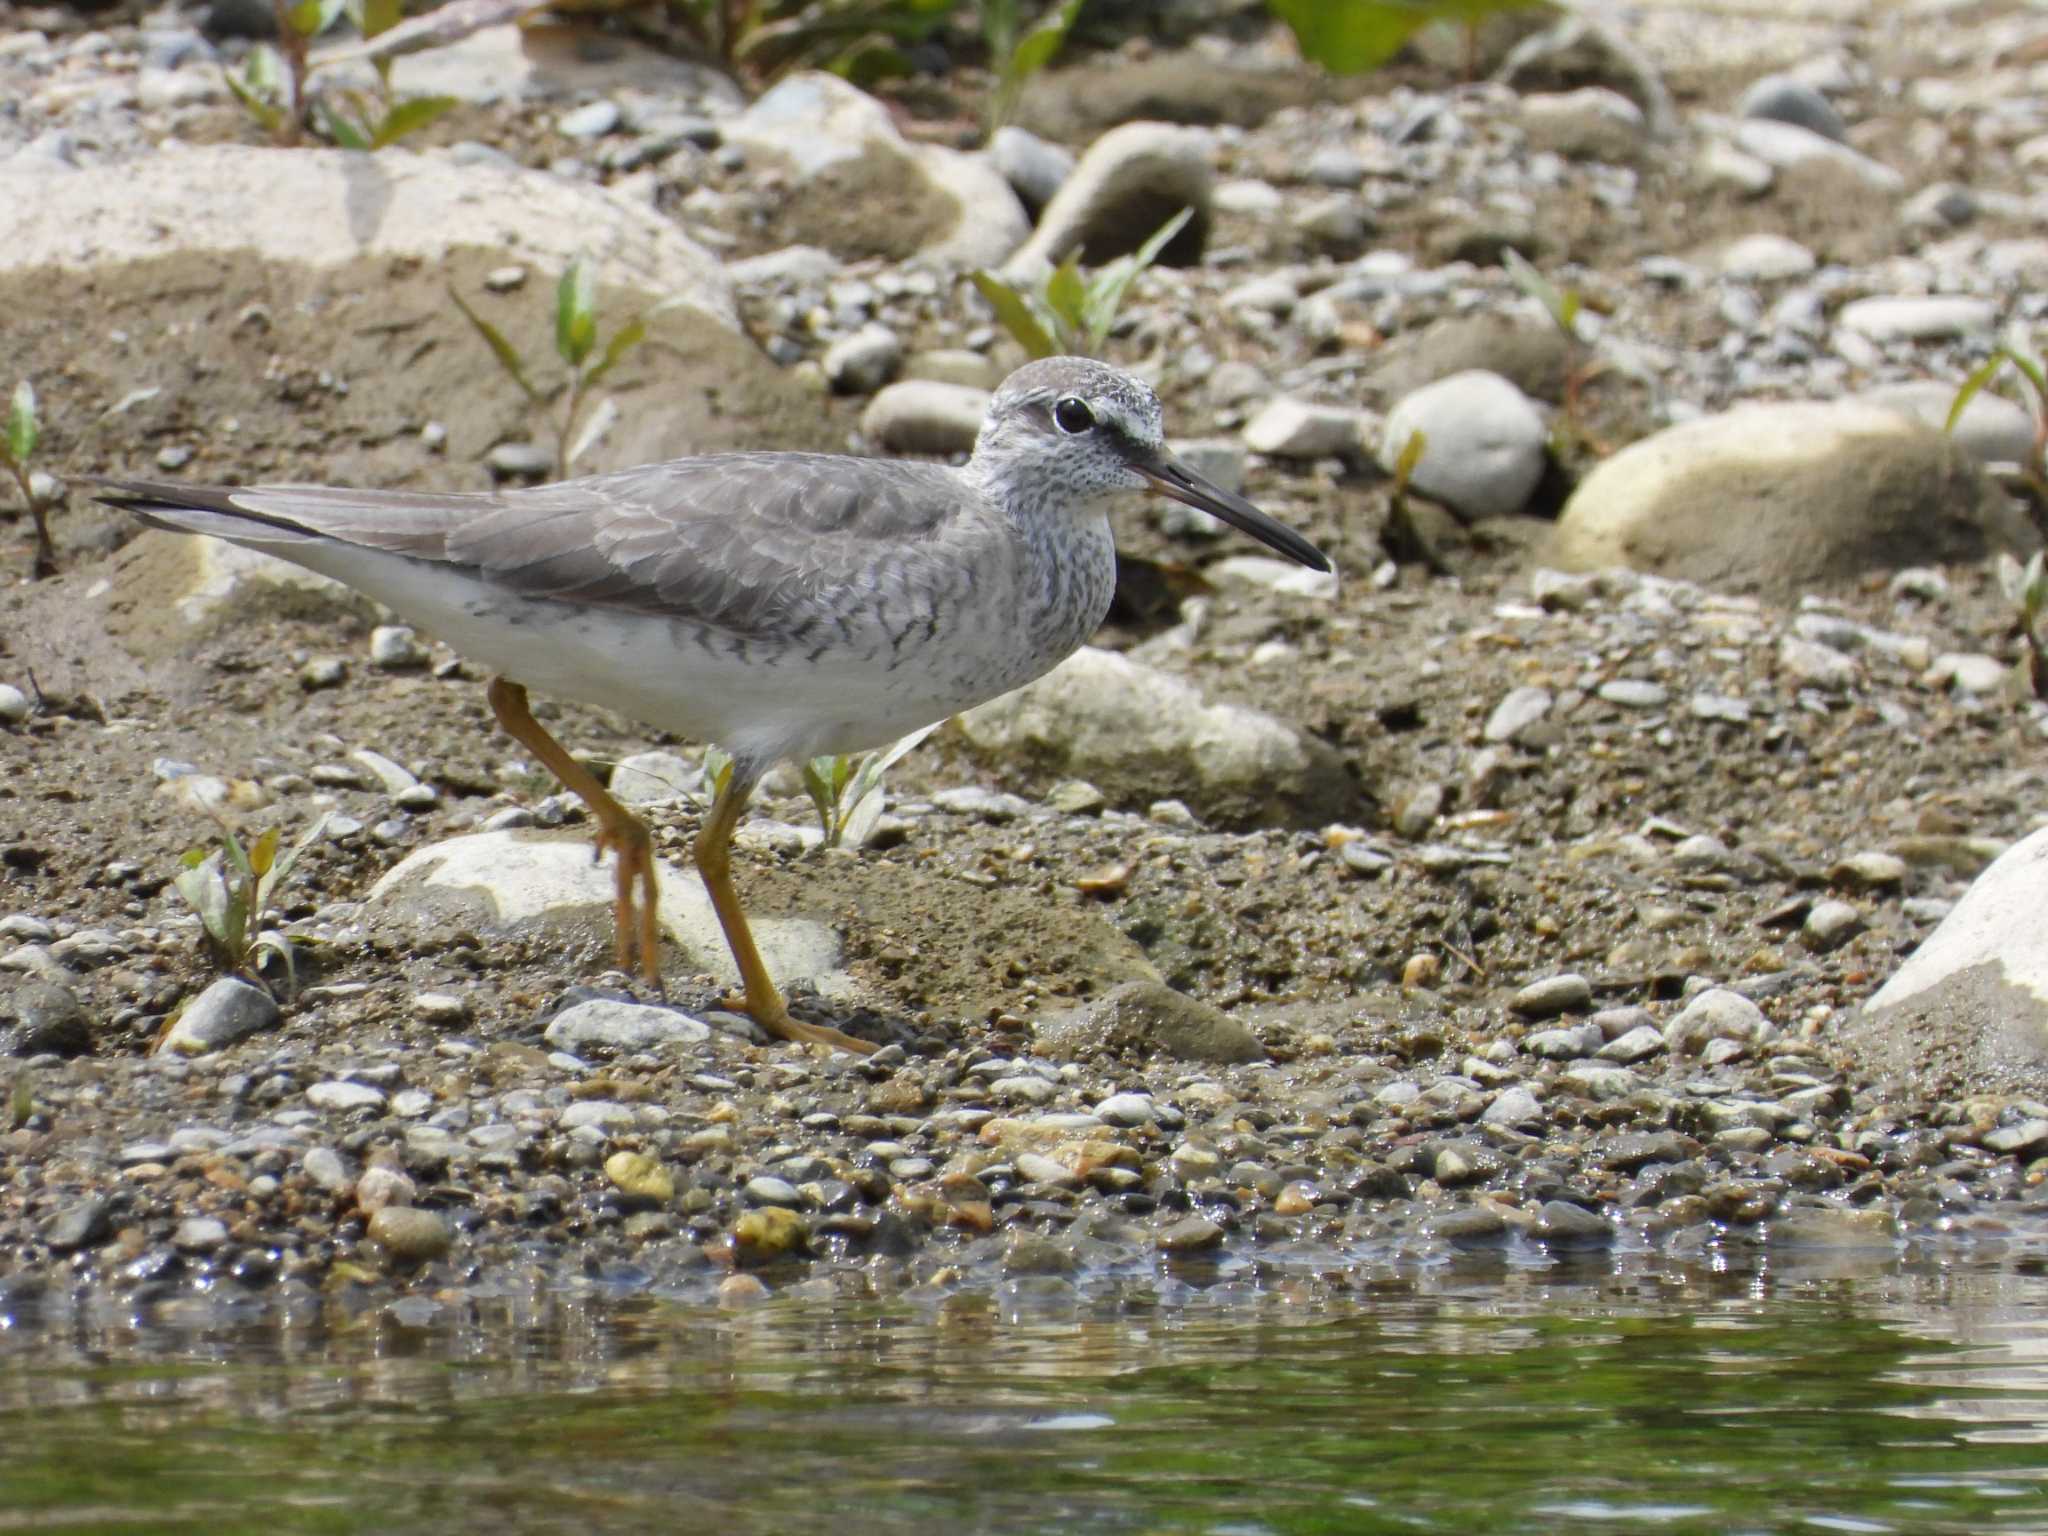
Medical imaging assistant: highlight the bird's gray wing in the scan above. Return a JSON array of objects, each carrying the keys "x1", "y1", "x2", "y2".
[{"x1": 98, "y1": 455, "x2": 976, "y2": 642}]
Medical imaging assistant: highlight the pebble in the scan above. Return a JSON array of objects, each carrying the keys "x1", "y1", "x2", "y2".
[
  {"x1": 1738, "y1": 74, "x2": 1848, "y2": 142},
  {"x1": 1483, "y1": 686, "x2": 1554, "y2": 744},
  {"x1": 172, "y1": 1217, "x2": 229, "y2": 1253},
  {"x1": 1836, "y1": 297, "x2": 1995, "y2": 343},
  {"x1": 1095, "y1": 1092, "x2": 1157, "y2": 1127},
  {"x1": 1379, "y1": 370, "x2": 1549, "y2": 521},
  {"x1": 542, "y1": 999, "x2": 710, "y2": 1052},
  {"x1": 307, "y1": 1080, "x2": 386, "y2": 1112},
  {"x1": 0, "y1": 684, "x2": 29, "y2": 725},
  {"x1": 1597, "y1": 679, "x2": 1668, "y2": 709},
  {"x1": 486, "y1": 442, "x2": 554, "y2": 480},
  {"x1": 369, "y1": 625, "x2": 428, "y2": 670},
  {"x1": 160, "y1": 978, "x2": 280, "y2": 1056},
  {"x1": 413, "y1": 992, "x2": 471, "y2": 1025},
  {"x1": 823, "y1": 323, "x2": 902, "y2": 394},
  {"x1": 1242, "y1": 397, "x2": 1367, "y2": 459},
  {"x1": 367, "y1": 1206, "x2": 452, "y2": 1264},
  {"x1": 744, "y1": 1175, "x2": 803, "y2": 1207},
  {"x1": 556, "y1": 100, "x2": 620, "y2": 138},
  {"x1": 1156, "y1": 1215, "x2": 1225, "y2": 1254},
  {"x1": 302, "y1": 1146, "x2": 352, "y2": 1194},
  {"x1": 1511, "y1": 973, "x2": 1593, "y2": 1019}
]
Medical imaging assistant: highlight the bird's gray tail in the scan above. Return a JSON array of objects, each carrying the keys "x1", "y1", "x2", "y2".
[{"x1": 91, "y1": 479, "x2": 326, "y2": 546}]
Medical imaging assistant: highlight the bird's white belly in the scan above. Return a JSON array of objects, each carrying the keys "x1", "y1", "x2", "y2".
[{"x1": 307, "y1": 547, "x2": 1044, "y2": 765}]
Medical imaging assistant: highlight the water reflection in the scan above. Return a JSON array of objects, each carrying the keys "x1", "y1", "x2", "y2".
[{"x1": 0, "y1": 1257, "x2": 2044, "y2": 1534}]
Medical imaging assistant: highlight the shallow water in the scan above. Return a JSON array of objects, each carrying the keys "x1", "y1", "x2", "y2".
[{"x1": 3, "y1": 1256, "x2": 2046, "y2": 1535}]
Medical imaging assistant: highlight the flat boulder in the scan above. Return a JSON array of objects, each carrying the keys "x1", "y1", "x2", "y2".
[{"x1": 1547, "y1": 400, "x2": 2029, "y2": 597}]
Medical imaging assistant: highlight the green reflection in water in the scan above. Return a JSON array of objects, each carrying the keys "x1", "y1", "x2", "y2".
[{"x1": 0, "y1": 1267, "x2": 2044, "y2": 1536}]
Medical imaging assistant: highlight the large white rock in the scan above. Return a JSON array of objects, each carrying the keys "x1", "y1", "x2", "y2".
[
  {"x1": 368, "y1": 829, "x2": 853, "y2": 998},
  {"x1": 0, "y1": 144, "x2": 734, "y2": 325},
  {"x1": 724, "y1": 73, "x2": 1027, "y2": 268},
  {"x1": 1851, "y1": 826, "x2": 2048, "y2": 1093},
  {"x1": 956, "y1": 646, "x2": 1350, "y2": 828},
  {"x1": 1379, "y1": 370, "x2": 1550, "y2": 522},
  {"x1": 1547, "y1": 399, "x2": 2018, "y2": 596}
]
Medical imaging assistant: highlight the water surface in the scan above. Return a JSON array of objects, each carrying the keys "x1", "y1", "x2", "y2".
[{"x1": 3, "y1": 1257, "x2": 2045, "y2": 1534}]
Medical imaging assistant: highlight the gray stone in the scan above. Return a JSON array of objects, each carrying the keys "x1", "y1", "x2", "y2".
[
  {"x1": 307, "y1": 1079, "x2": 387, "y2": 1112},
  {"x1": 1733, "y1": 119, "x2": 1902, "y2": 192},
  {"x1": 822, "y1": 323, "x2": 903, "y2": 395},
  {"x1": 1802, "y1": 899, "x2": 1864, "y2": 953},
  {"x1": 486, "y1": 442, "x2": 554, "y2": 479},
  {"x1": 1480, "y1": 1085, "x2": 1544, "y2": 1127},
  {"x1": 1861, "y1": 381, "x2": 2035, "y2": 467},
  {"x1": 745, "y1": 1175, "x2": 803, "y2": 1207},
  {"x1": 161, "y1": 977, "x2": 280, "y2": 1056},
  {"x1": 1002, "y1": 120, "x2": 1210, "y2": 284},
  {"x1": 0, "y1": 684, "x2": 29, "y2": 725},
  {"x1": 1547, "y1": 401, "x2": 2014, "y2": 599},
  {"x1": 1598, "y1": 679, "x2": 1668, "y2": 709},
  {"x1": 1483, "y1": 685, "x2": 1553, "y2": 744},
  {"x1": 173, "y1": 1216, "x2": 229, "y2": 1253},
  {"x1": 1520, "y1": 87, "x2": 1644, "y2": 161},
  {"x1": 4, "y1": 979, "x2": 91, "y2": 1057},
  {"x1": 544, "y1": 998, "x2": 712, "y2": 1053},
  {"x1": 726, "y1": 72, "x2": 1026, "y2": 267},
  {"x1": 608, "y1": 751, "x2": 700, "y2": 805},
  {"x1": 1669, "y1": 988, "x2": 1769, "y2": 1054},
  {"x1": 555, "y1": 99, "x2": 620, "y2": 138},
  {"x1": 367, "y1": 1205, "x2": 452, "y2": 1264},
  {"x1": 1854, "y1": 825, "x2": 2048, "y2": 1092},
  {"x1": 1243, "y1": 397, "x2": 1368, "y2": 459},
  {"x1": 1095, "y1": 1091, "x2": 1158, "y2": 1126},
  {"x1": 1512, "y1": 973, "x2": 1593, "y2": 1019},
  {"x1": 369, "y1": 624, "x2": 428, "y2": 670},
  {"x1": 1558, "y1": 1063, "x2": 1641, "y2": 1100},
  {"x1": 1533, "y1": 1199, "x2": 1614, "y2": 1247},
  {"x1": 1718, "y1": 232, "x2": 1815, "y2": 281},
  {"x1": 302, "y1": 1146, "x2": 352, "y2": 1194},
  {"x1": 1597, "y1": 1024, "x2": 1666, "y2": 1063},
  {"x1": 1156, "y1": 1214, "x2": 1225, "y2": 1253},
  {"x1": 1837, "y1": 297, "x2": 1995, "y2": 344},
  {"x1": 987, "y1": 124, "x2": 1073, "y2": 212},
  {"x1": 956, "y1": 646, "x2": 1350, "y2": 828},
  {"x1": 861, "y1": 380, "x2": 988, "y2": 456},
  {"x1": 43, "y1": 1197, "x2": 110, "y2": 1253},
  {"x1": 1778, "y1": 636, "x2": 1859, "y2": 690},
  {"x1": 1037, "y1": 981, "x2": 1262, "y2": 1064},
  {"x1": 1379, "y1": 370, "x2": 1548, "y2": 521},
  {"x1": 1738, "y1": 74, "x2": 1847, "y2": 142}
]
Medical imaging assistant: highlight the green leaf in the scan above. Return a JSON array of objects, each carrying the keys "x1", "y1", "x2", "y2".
[
  {"x1": 371, "y1": 93, "x2": 460, "y2": 148},
  {"x1": 316, "y1": 98, "x2": 373, "y2": 150},
  {"x1": 583, "y1": 315, "x2": 648, "y2": 389},
  {"x1": 1947, "y1": 353, "x2": 2009, "y2": 437},
  {"x1": 249, "y1": 826, "x2": 281, "y2": 879},
  {"x1": 1011, "y1": 0, "x2": 1084, "y2": 79},
  {"x1": 1080, "y1": 205, "x2": 1192, "y2": 353},
  {"x1": 1268, "y1": 0, "x2": 1548, "y2": 74},
  {"x1": 801, "y1": 757, "x2": 841, "y2": 841},
  {"x1": 5, "y1": 381, "x2": 36, "y2": 466},
  {"x1": 2001, "y1": 345, "x2": 2048, "y2": 407},
  {"x1": 1044, "y1": 255, "x2": 1088, "y2": 333},
  {"x1": 448, "y1": 285, "x2": 542, "y2": 404},
  {"x1": 354, "y1": 0, "x2": 402, "y2": 39},
  {"x1": 969, "y1": 271, "x2": 1058, "y2": 360},
  {"x1": 286, "y1": 0, "x2": 347, "y2": 40},
  {"x1": 224, "y1": 58, "x2": 286, "y2": 136},
  {"x1": 555, "y1": 258, "x2": 599, "y2": 368},
  {"x1": 1392, "y1": 427, "x2": 1428, "y2": 493}
]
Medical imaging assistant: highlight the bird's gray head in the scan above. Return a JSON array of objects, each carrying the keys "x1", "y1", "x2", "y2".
[
  {"x1": 969, "y1": 356, "x2": 1169, "y2": 503},
  {"x1": 968, "y1": 355, "x2": 1332, "y2": 572}
]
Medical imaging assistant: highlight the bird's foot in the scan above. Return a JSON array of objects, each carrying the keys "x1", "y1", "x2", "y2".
[
  {"x1": 594, "y1": 812, "x2": 662, "y2": 986},
  {"x1": 723, "y1": 990, "x2": 876, "y2": 1056}
]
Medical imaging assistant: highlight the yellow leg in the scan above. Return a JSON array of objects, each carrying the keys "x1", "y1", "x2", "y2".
[
  {"x1": 487, "y1": 677, "x2": 660, "y2": 984},
  {"x1": 697, "y1": 768, "x2": 875, "y2": 1055}
]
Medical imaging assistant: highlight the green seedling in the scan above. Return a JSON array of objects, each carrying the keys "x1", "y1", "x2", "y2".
[
  {"x1": 171, "y1": 815, "x2": 330, "y2": 995},
  {"x1": 667, "y1": 0, "x2": 960, "y2": 85},
  {"x1": 1503, "y1": 247, "x2": 1617, "y2": 458},
  {"x1": 8, "y1": 1069, "x2": 31, "y2": 1131},
  {"x1": 227, "y1": 0, "x2": 458, "y2": 148},
  {"x1": 801, "y1": 723, "x2": 940, "y2": 848},
  {"x1": 981, "y1": 0, "x2": 1084, "y2": 135},
  {"x1": 1, "y1": 380, "x2": 54, "y2": 578},
  {"x1": 1268, "y1": 0, "x2": 1552, "y2": 78},
  {"x1": 1949, "y1": 342, "x2": 2048, "y2": 530},
  {"x1": 1381, "y1": 426, "x2": 1447, "y2": 571},
  {"x1": 1994, "y1": 549, "x2": 2048, "y2": 702},
  {"x1": 704, "y1": 723, "x2": 936, "y2": 849},
  {"x1": 452, "y1": 257, "x2": 674, "y2": 480},
  {"x1": 971, "y1": 206, "x2": 1193, "y2": 360}
]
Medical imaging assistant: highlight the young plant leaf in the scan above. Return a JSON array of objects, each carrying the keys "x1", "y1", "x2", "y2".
[
  {"x1": 317, "y1": 98, "x2": 373, "y2": 150},
  {"x1": 555, "y1": 258, "x2": 599, "y2": 369},
  {"x1": 1011, "y1": 0, "x2": 1084, "y2": 78},
  {"x1": 351, "y1": 0, "x2": 402, "y2": 40},
  {"x1": 1947, "y1": 353, "x2": 2010, "y2": 437},
  {"x1": 1082, "y1": 205, "x2": 1191, "y2": 351},
  {"x1": 371, "y1": 93, "x2": 460, "y2": 148},
  {"x1": 564, "y1": 394, "x2": 619, "y2": 473},
  {"x1": 286, "y1": 0, "x2": 347, "y2": 39},
  {"x1": 969, "y1": 271, "x2": 1058, "y2": 359},
  {"x1": 1044, "y1": 255, "x2": 1089, "y2": 334},
  {"x1": 583, "y1": 315, "x2": 648, "y2": 389},
  {"x1": 4, "y1": 380, "x2": 35, "y2": 467},
  {"x1": 449, "y1": 286, "x2": 542, "y2": 403}
]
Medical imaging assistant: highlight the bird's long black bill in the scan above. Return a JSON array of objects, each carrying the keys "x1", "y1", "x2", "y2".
[{"x1": 1134, "y1": 452, "x2": 1331, "y2": 573}]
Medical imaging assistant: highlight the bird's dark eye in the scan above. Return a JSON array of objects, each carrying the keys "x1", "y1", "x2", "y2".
[{"x1": 1052, "y1": 397, "x2": 1095, "y2": 434}]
